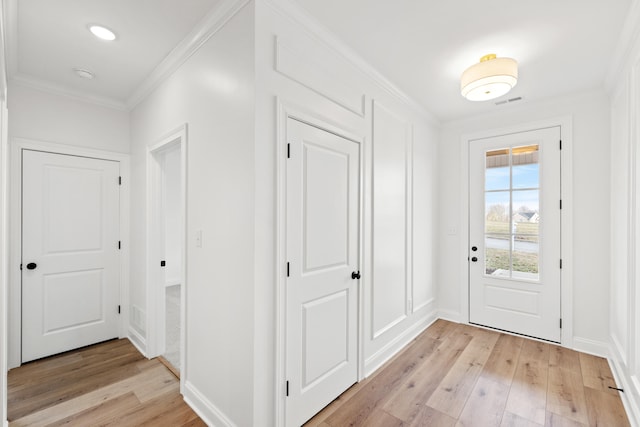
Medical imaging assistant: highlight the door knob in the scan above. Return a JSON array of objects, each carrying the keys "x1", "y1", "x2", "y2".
[
  {"x1": 26, "y1": 262, "x2": 37, "y2": 270},
  {"x1": 351, "y1": 271, "x2": 361, "y2": 280},
  {"x1": 471, "y1": 257, "x2": 478, "y2": 262},
  {"x1": 471, "y1": 246, "x2": 478, "y2": 251}
]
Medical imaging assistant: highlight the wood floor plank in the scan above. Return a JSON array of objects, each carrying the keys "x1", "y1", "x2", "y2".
[
  {"x1": 544, "y1": 412, "x2": 586, "y2": 427},
  {"x1": 323, "y1": 334, "x2": 441, "y2": 426},
  {"x1": 383, "y1": 326, "x2": 473, "y2": 423},
  {"x1": 8, "y1": 339, "x2": 202, "y2": 427},
  {"x1": 504, "y1": 340, "x2": 549, "y2": 425},
  {"x1": 548, "y1": 345, "x2": 581, "y2": 375},
  {"x1": 426, "y1": 328, "x2": 500, "y2": 418},
  {"x1": 578, "y1": 352, "x2": 618, "y2": 395},
  {"x1": 501, "y1": 411, "x2": 543, "y2": 427},
  {"x1": 481, "y1": 333, "x2": 524, "y2": 385},
  {"x1": 45, "y1": 391, "x2": 142, "y2": 427},
  {"x1": 304, "y1": 322, "x2": 631, "y2": 427},
  {"x1": 408, "y1": 406, "x2": 456, "y2": 427},
  {"x1": 584, "y1": 386, "x2": 631, "y2": 426},
  {"x1": 546, "y1": 367, "x2": 589, "y2": 425},
  {"x1": 456, "y1": 377, "x2": 509, "y2": 427},
  {"x1": 349, "y1": 409, "x2": 404, "y2": 427},
  {"x1": 10, "y1": 364, "x2": 175, "y2": 427},
  {"x1": 423, "y1": 319, "x2": 459, "y2": 341}
]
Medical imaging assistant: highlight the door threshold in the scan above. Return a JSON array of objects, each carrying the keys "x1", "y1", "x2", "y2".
[{"x1": 157, "y1": 355, "x2": 180, "y2": 379}]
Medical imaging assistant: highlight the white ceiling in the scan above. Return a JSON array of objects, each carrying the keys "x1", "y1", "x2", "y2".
[
  {"x1": 294, "y1": 0, "x2": 632, "y2": 121},
  {"x1": 8, "y1": 0, "x2": 633, "y2": 121},
  {"x1": 10, "y1": 0, "x2": 221, "y2": 106}
]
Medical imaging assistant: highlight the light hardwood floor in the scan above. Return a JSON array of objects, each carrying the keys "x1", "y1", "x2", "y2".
[
  {"x1": 7, "y1": 338, "x2": 205, "y2": 426},
  {"x1": 305, "y1": 320, "x2": 631, "y2": 427}
]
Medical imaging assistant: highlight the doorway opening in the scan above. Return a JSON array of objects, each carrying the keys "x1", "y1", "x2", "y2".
[{"x1": 147, "y1": 125, "x2": 187, "y2": 383}]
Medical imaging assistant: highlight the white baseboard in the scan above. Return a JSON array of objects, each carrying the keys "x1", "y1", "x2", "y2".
[
  {"x1": 572, "y1": 336, "x2": 609, "y2": 358},
  {"x1": 437, "y1": 309, "x2": 462, "y2": 323},
  {"x1": 364, "y1": 310, "x2": 437, "y2": 377},
  {"x1": 608, "y1": 355, "x2": 640, "y2": 427},
  {"x1": 127, "y1": 327, "x2": 147, "y2": 357},
  {"x1": 183, "y1": 380, "x2": 236, "y2": 427}
]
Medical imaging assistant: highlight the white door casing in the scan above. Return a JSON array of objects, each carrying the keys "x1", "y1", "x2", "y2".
[
  {"x1": 469, "y1": 127, "x2": 561, "y2": 342},
  {"x1": 22, "y1": 150, "x2": 120, "y2": 362},
  {"x1": 285, "y1": 118, "x2": 360, "y2": 426}
]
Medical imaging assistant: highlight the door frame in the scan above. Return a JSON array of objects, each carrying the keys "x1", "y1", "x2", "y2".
[
  {"x1": 275, "y1": 100, "x2": 365, "y2": 426},
  {"x1": 8, "y1": 137, "x2": 130, "y2": 369},
  {"x1": 146, "y1": 124, "x2": 187, "y2": 391},
  {"x1": 459, "y1": 116, "x2": 574, "y2": 347}
]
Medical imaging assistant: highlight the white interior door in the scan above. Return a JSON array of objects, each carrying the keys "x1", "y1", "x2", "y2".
[
  {"x1": 286, "y1": 118, "x2": 360, "y2": 426},
  {"x1": 22, "y1": 150, "x2": 120, "y2": 362},
  {"x1": 469, "y1": 127, "x2": 561, "y2": 342}
]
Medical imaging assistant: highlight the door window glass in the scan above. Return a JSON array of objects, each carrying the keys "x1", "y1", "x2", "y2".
[{"x1": 484, "y1": 145, "x2": 540, "y2": 280}]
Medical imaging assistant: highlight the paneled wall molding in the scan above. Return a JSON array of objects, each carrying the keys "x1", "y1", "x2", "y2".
[
  {"x1": 609, "y1": 24, "x2": 640, "y2": 424},
  {"x1": 370, "y1": 100, "x2": 412, "y2": 342},
  {"x1": 262, "y1": 0, "x2": 439, "y2": 127}
]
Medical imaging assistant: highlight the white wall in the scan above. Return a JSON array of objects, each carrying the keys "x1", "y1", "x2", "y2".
[
  {"x1": 438, "y1": 90, "x2": 611, "y2": 349},
  {"x1": 129, "y1": 3, "x2": 255, "y2": 425},
  {"x1": 608, "y1": 5, "x2": 640, "y2": 422},
  {"x1": 254, "y1": 1, "x2": 439, "y2": 423},
  {"x1": 7, "y1": 82, "x2": 129, "y2": 153}
]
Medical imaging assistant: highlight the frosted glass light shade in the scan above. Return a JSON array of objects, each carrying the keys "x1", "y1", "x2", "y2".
[{"x1": 461, "y1": 55, "x2": 518, "y2": 101}]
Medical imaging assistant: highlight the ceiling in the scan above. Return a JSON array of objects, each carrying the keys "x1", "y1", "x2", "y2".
[
  {"x1": 10, "y1": 0, "x2": 221, "y2": 107},
  {"x1": 294, "y1": 0, "x2": 631, "y2": 121},
  {"x1": 7, "y1": 0, "x2": 633, "y2": 121}
]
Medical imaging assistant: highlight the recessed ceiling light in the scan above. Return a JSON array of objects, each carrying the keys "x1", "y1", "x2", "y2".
[
  {"x1": 73, "y1": 68, "x2": 95, "y2": 79},
  {"x1": 88, "y1": 25, "x2": 116, "y2": 41}
]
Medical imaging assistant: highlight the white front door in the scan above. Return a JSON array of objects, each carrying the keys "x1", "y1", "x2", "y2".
[
  {"x1": 286, "y1": 118, "x2": 360, "y2": 426},
  {"x1": 469, "y1": 127, "x2": 561, "y2": 342},
  {"x1": 22, "y1": 150, "x2": 120, "y2": 362}
]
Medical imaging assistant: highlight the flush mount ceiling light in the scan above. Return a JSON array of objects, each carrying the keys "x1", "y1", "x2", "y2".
[
  {"x1": 461, "y1": 54, "x2": 518, "y2": 101},
  {"x1": 73, "y1": 68, "x2": 95, "y2": 79},
  {"x1": 88, "y1": 24, "x2": 116, "y2": 41}
]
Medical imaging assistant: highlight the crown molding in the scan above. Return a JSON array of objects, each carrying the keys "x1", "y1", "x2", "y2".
[
  {"x1": 10, "y1": 74, "x2": 128, "y2": 111},
  {"x1": 126, "y1": 0, "x2": 251, "y2": 110},
  {"x1": 605, "y1": 0, "x2": 640, "y2": 92},
  {"x1": 262, "y1": 0, "x2": 440, "y2": 126}
]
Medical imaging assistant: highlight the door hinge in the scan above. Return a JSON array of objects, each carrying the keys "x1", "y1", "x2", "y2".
[
  {"x1": 287, "y1": 143, "x2": 291, "y2": 159},
  {"x1": 560, "y1": 318, "x2": 562, "y2": 329},
  {"x1": 559, "y1": 199, "x2": 562, "y2": 209},
  {"x1": 19, "y1": 263, "x2": 22, "y2": 270},
  {"x1": 560, "y1": 259, "x2": 563, "y2": 269},
  {"x1": 286, "y1": 380, "x2": 289, "y2": 397},
  {"x1": 118, "y1": 176, "x2": 122, "y2": 186},
  {"x1": 118, "y1": 241, "x2": 121, "y2": 250},
  {"x1": 286, "y1": 262, "x2": 290, "y2": 277},
  {"x1": 559, "y1": 139, "x2": 562, "y2": 150},
  {"x1": 161, "y1": 260, "x2": 166, "y2": 267},
  {"x1": 118, "y1": 305, "x2": 121, "y2": 314}
]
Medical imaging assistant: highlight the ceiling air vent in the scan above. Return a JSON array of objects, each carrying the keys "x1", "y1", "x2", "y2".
[{"x1": 495, "y1": 96, "x2": 523, "y2": 106}]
